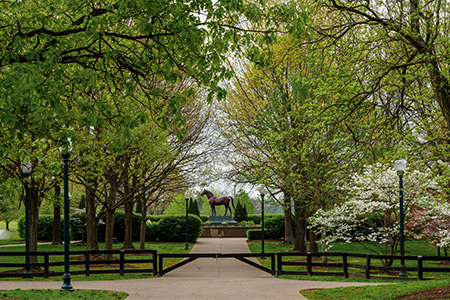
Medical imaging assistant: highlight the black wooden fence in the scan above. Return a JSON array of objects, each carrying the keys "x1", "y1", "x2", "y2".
[
  {"x1": 2, "y1": 250, "x2": 450, "y2": 280},
  {"x1": 0, "y1": 249, "x2": 157, "y2": 278},
  {"x1": 277, "y1": 252, "x2": 450, "y2": 280}
]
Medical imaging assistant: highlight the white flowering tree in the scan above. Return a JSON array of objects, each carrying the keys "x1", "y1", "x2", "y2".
[{"x1": 308, "y1": 163, "x2": 439, "y2": 266}]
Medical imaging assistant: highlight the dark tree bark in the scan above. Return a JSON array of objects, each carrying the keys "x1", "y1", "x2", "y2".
[
  {"x1": 293, "y1": 200, "x2": 307, "y2": 252},
  {"x1": 139, "y1": 194, "x2": 147, "y2": 250},
  {"x1": 122, "y1": 201, "x2": 135, "y2": 249},
  {"x1": 283, "y1": 192, "x2": 295, "y2": 244},
  {"x1": 85, "y1": 181, "x2": 99, "y2": 251},
  {"x1": 52, "y1": 184, "x2": 62, "y2": 245}
]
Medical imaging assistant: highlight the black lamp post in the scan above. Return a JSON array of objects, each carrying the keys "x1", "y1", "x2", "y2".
[
  {"x1": 395, "y1": 159, "x2": 408, "y2": 278},
  {"x1": 21, "y1": 162, "x2": 31, "y2": 274},
  {"x1": 60, "y1": 140, "x2": 74, "y2": 291},
  {"x1": 260, "y1": 191, "x2": 265, "y2": 259},
  {"x1": 185, "y1": 198, "x2": 189, "y2": 250}
]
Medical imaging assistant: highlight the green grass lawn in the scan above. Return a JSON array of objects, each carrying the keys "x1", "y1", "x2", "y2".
[
  {"x1": 0, "y1": 221, "x2": 23, "y2": 246},
  {"x1": 248, "y1": 239, "x2": 450, "y2": 281},
  {"x1": 0, "y1": 289, "x2": 127, "y2": 300},
  {"x1": 249, "y1": 240, "x2": 450, "y2": 299},
  {"x1": 0, "y1": 241, "x2": 190, "y2": 281},
  {"x1": 301, "y1": 278, "x2": 450, "y2": 300}
]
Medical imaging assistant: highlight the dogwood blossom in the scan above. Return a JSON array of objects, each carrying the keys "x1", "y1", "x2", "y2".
[{"x1": 308, "y1": 163, "x2": 439, "y2": 265}]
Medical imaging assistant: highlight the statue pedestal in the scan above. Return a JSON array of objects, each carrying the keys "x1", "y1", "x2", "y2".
[{"x1": 208, "y1": 215, "x2": 239, "y2": 226}]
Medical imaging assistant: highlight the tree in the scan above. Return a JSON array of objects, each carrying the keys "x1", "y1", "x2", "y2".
[
  {"x1": 309, "y1": 163, "x2": 439, "y2": 266},
  {"x1": 313, "y1": 0, "x2": 450, "y2": 133},
  {"x1": 188, "y1": 198, "x2": 200, "y2": 216},
  {"x1": 222, "y1": 35, "x2": 356, "y2": 249},
  {"x1": 233, "y1": 200, "x2": 248, "y2": 223},
  {"x1": 0, "y1": 177, "x2": 21, "y2": 231}
]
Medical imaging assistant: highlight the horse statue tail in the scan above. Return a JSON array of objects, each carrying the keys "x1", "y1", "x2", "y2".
[{"x1": 230, "y1": 196, "x2": 235, "y2": 209}]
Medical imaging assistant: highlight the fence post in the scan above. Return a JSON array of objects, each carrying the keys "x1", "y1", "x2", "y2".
[
  {"x1": 85, "y1": 252, "x2": 90, "y2": 277},
  {"x1": 343, "y1": 252, "x2": 348, "y2": 279},
  {"x1": 44, "y1": 252, "x2": 49, "y2": 278},
  {"x1": 307, "y1": 252, "x2": 312, "y2": 276},
  {"x1": 417, "y1": 256, "x2": 423, "y2": 280},
  {"x1": 270, "y1": 253, "x2": 275, "y2": 275},
  {"x1": 277, "y1": 253, "x2": 282, "y2": 276},
  {"x1": 120, "y1": 250, "x2": 125, "y2": 275},
  {"x1": 153, "y1": 250, "x2": 158, "y2": 277},
  {"x1": 365, "y1": 254, "x2": 371, "y2": 279},
  {"x1": 159, "y1": 254, "x2": 163, "y2": 276}
]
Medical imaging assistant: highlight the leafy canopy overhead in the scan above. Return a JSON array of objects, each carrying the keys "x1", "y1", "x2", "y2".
[{"x1": 0, "y1": 0, "x2": 304, "y2": 143}]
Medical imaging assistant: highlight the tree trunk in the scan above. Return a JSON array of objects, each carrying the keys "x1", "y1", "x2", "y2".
[
  {"x1": 52, "y1": 203, "x2": 62, "y2": 245},
  {"x1": 104, "y1": 208, "x2": 115, "y2": 260},
  {"x1": 5, "y1": 222, "x2": 9, "y2": 231},
  {"x1": 122, "y1": 201, "x2": 135, "y2": 249},
  {"x1": 139, "y1": 195, "x2": 147, "y2": 250},
  {"x1": 429, "y1": 60, "x2": 450, "y2": 131},
  {"x1": 283, "y1": 194, "x2": 295, "y2": 244},
  {"x1": 29, "y1": 188, "x2": 40, "y2": 266},
  {"x1": 293, "y1": 200, "x2": 307, "y2": 252},
  {"x1": 52, "y1": 184, "x2": 62, "y2": 245},
  {"x1": 85, "y1": 183, "x2": 99, "y2": 251},
  {"x1": 104, "y1": 180, "x2": 117, "y2": 260},
  {"x1": 309, "y1": 230, "x2": 319, "y2": 252}
]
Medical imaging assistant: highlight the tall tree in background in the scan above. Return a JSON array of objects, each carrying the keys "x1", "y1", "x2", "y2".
[
  {"x1": 314, "y1": 0, "x2": 450, "y2": 133},
  {"x1": 222, "y1": 32, "x2": 365, "y2": 249}
]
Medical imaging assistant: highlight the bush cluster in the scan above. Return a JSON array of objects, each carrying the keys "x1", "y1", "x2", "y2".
[
  {"x1": 18, "y1": 215, "x2": 63, "y2": 240},
  {"x1": 156, "y1": 214, "x2": 203, "y2": 242},
  {"x1": 245, "y1": 214, "x2": 284, "y2": 240},
  {"x1": 246, "y1": 229, "x2": 267, "y2": 240},
  {"x1": 233, "y1": 201, "x2": 248, "y2": 223},
  {"x1": 248, "y1": 214, "x2": 261, "y2": 224},
  {"x1": 19, "y1": 212, "x2": 204, "y2": 243},
  {"x1": 265, "y1": 214, "x2": 284, "y2": 239}
]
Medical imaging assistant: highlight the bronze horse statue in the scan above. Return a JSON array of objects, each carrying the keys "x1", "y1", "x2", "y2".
[{"x1": 200, "y1": 189, "x2": 235, "y2": 216}]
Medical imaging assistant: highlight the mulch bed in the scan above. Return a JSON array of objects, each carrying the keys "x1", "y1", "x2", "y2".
[{"x1": 396, "y1": 286, "x2": 450, "y2": 300}]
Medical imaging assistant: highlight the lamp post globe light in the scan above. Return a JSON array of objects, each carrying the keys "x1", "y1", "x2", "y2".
[
  {"x1": 20, "y1": 162, "x2": 32, "y2": 274},
  {"x1": 394, "y1": 159, "x2": 408, "y2": 278},
  {"x1": 60, "y1": 139, "x2": 74, "y2": 291}
]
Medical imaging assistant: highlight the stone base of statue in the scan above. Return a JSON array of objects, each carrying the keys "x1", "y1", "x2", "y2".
[{"x1": 207, "y1": 215, "x2": 239, "y2": 226}]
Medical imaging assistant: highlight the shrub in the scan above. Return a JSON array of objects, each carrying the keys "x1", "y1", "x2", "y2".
[
  {"x1": 146, "y1": 221, "x2": 158, "y2": 241},
  {"x1": 248, "y1": 214, "x2": 261, "y2": 224},
  {"x1": 70, "y1": 212, "x2": 85, "y2": 241},
  {"x1": 233, "y1": 201, "x2": 248, "y2": 223},
  {"x1": 18, "y1": 215, "x2": 64, "y2": 240},
  {"x1": 188, "y1": 199, "x2": 200, "y2": 216},
  {"x1": 156, "y1": 214, "x2": 203, "y2": 242},
  {"x1": 71, "y1": 211, "x2": 143, "y2": 242},
  {"x1": 265, "y1": 214, "x2": 284, "y2": 239},
  {"x1": 148, "y1": 215, "x2": 165, "y2": 223},
  {"x1": 199, "y1": 215, "x2": 210, "y2": 223},
  {"x1": 246, "y1": 229, "x2": 267, "y2": 241}
]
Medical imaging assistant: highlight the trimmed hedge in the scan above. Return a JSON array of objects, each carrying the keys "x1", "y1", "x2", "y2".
[
  {"x1": 248, "y1": 214, "x2": 261, "y2": 224},
  {"x1": 265, "y1": 214, "x2": 284, "y2": 239},
  {"x1": 199, "y1": 215, "x2": 209, "y2": 223},
  {"x1": 18, "y1": 215, "x2": 64, "y2": 240},
  {"x1": 246, "y1": 229, "x2": 267, "y2": 241},
  {"x1": 19, "y1": 212, "x2": 202, "y2": 243},
  {"x1": 156, "y1": 214, "x2": 203, "y2": 242},
  {"x1": 71, "y1": 211, "x2": 146, "y2": 242},
  {"x1": 148, "y1": 215, "x2": 165, "y2": 223}
]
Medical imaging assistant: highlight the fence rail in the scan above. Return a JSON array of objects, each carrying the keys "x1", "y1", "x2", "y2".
[
  {"x1": 158, "y1": 253, "x2": 276, "y2": 276},
  {"x1": 2, "y1": 250, "x2": 450, "y2": 280},
  {"x1": 277, "y1": 252, "x2": 450, "y2": 280},
  {"x1": 0, "y1": 249, "x2": 157, "y2": 278}
]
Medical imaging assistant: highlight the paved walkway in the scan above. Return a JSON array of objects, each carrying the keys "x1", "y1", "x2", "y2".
[{"x1": 0, "y1": 238, "x2": 381, "y2": 299}]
